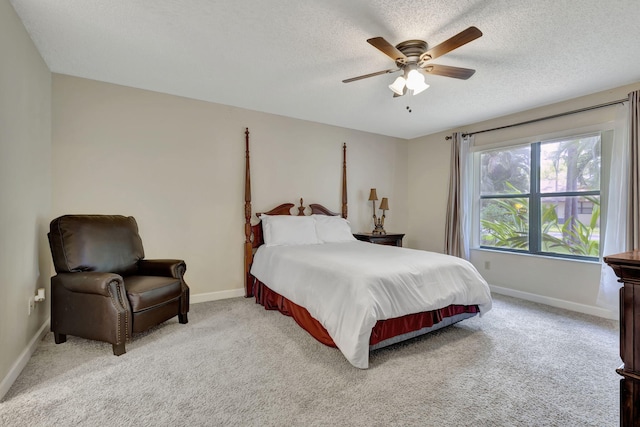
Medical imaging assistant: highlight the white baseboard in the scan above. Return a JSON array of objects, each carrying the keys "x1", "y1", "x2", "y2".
[
  {"x1": 489, "y1": 284, "x2": 618, "y2": 320},
  {"x1": 191, "y1": 285, "x2": 619, "y2": 320},
  {"x1": 0, "y1": 319, "x2": 50, "y2": 400},
  {"x1": 190, "y1": 288, "x2": 245, "y2": 304}
]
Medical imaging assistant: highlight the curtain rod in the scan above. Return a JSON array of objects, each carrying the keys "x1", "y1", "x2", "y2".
[{"x1": 444, "y1": 98, "x2": 627, "y2": 140}]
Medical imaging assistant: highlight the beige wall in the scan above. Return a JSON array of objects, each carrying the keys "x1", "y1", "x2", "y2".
[
  {"x1": 408, "y1": 82, "x2": 640, "y2": 318},
  {"x1": 0, "y1": 1, "x2": 52, "y2": 397},
  {"x1": 52, "y1": 74, "x2": 408, "y2": 300}
]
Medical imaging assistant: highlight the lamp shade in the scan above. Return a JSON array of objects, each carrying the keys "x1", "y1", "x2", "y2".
[
  {"x1": 379, "y1": 197, "x2": 389, "y2": 211},
  {"x1": 368, "y1": 188, "x2": 378, "y2": 201},
  {"x1": 388, "y1": 76, "x2": 406, "y2": 95},
  {"x1": 412, "y1": 80, "x2": 429, "y2": 95}
]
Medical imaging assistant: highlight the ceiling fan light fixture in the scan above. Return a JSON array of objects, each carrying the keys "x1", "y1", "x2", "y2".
[
  {"x1": 343, "y1": 27, "x2": 482, "y2": 97},
  {"x1": 388, "y1": 76, "x2": 406, "y2": 95}
]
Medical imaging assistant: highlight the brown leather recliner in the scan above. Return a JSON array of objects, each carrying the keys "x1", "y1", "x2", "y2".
[{"x1": 48, "y1": 214, "x2": 189, "y2": 355}]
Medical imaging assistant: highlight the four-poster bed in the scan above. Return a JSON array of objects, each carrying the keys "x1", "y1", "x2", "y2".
[{"x1": 243, "y1": 128, "x2": 492, "y2": 368}]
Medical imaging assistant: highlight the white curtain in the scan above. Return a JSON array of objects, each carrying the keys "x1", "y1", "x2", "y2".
[
  {"x1": 628, "y1": 90, "x2": 640, "y2": 249},
  {"x1": 460, "y1": 134, "x2": 474, "y2": 260},
  {"x1": 597, "y1": 102, "x2": 630, "y2": 312}
]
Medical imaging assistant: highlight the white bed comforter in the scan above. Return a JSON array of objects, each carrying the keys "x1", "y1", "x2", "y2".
[{"x1": 250, "y1": 241, "x2": 492, "y2": 368}]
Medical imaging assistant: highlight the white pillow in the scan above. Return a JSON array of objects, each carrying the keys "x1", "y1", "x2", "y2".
[
  {"x1": 312, "y1": 214, "x2": 356, "y2": 243},
  {"x1": 261, "y1": 214, "x2": 319, "y2": 247}
]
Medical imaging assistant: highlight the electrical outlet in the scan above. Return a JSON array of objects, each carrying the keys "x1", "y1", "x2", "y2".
[{"x1": 28, "y1": 296, "x2": 35, "y2": 315}]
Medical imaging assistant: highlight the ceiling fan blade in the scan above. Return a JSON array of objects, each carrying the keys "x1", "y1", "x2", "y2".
[
  {"x1": 367, "y1": 37, "x2": 408, "y2": 63},
  {"x1": 420, "y1": 26, "x2": 482, "y2": 62},
  {"x1": 423, "y1": 64, "x2": 476, "y2": 79},
  {"x1": 342, "y1": 68, "x2": 400, "y2": 83}
]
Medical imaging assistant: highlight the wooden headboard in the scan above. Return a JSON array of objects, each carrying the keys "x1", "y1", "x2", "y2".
[{"x1": 243, "y1": 128, "x2": 348, "y2": 297}]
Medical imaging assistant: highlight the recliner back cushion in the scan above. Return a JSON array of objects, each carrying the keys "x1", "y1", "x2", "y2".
[{"x1": 49, "y1": 215, "x2": 145, "y2": 275}]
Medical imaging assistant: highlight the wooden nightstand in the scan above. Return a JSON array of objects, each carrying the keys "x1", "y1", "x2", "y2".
[{"x1": 353, "y1": 232, "x2": 404, "y2": 247}]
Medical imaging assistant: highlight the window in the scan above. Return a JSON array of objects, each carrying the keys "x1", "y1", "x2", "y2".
[{"x1": 478, "y1": 133, "x2": 601, "y2": 260}]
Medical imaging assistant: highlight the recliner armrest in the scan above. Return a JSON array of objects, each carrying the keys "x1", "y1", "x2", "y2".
[
  {"x1": 138, "y1": 259, "x2": 186, "y2": 279},
  {"x1": 52, "y1": 272, "x2": 124, "y2": 297}
]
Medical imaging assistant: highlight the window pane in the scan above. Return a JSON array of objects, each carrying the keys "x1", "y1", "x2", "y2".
[
  {"x1": 480, "y1": 198, "x2": 529, "y2": 250},
  {"x1": 540, "y1": 135, "x2": 600, "y2": 193},
  {"x1": 480, "y1": 146, "x2": 530, "y2": 195},
  {"x1": 540, "y1": 196, "x2": 600, "y2": 257}
]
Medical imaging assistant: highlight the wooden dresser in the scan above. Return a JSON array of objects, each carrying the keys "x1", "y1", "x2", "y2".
[
  {"x1": 353, "y1": 232, "x2": 404, "y2": 247},
  {"x1": 604, "y1": 250, "x2": 640, "y2": 426}
]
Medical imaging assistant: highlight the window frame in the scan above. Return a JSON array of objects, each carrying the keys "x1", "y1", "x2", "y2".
[{"x1": 475, "y1": 132, "x2": 602, "y2": 261}]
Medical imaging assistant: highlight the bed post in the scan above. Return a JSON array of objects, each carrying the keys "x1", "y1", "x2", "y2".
[
  {"x1": 342, "y1": 143, "x2": 348, "y2": 219},
  {"x1": 244, "y1": 128, "x2": 253, "y2": 298}
]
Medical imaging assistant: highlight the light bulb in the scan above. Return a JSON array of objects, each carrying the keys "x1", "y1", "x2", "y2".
[
  {"x1": 405, "y1": 69, "x2": 425, "y2": 90},
  {"x1": 388, "y1": 76, "x2": 406, "y2": 95}
]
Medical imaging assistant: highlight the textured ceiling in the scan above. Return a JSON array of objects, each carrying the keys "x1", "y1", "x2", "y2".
[{"x1": 10, "y1": 0, "x2": 640, "y2": 139}]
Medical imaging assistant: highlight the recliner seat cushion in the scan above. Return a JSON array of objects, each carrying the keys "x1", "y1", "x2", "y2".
[
  {"x1": 124, "y1": 275, "x2": 182, "y2": 312},
  {"x1": 49, "y1": 215, "x2": 144, "y2": 275}
]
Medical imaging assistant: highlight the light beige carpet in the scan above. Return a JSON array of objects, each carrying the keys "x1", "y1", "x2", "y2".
[{"x1": 0, "y1": 293, "x2": 619, "y2": 426}]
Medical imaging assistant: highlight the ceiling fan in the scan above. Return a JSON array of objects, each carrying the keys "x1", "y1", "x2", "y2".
[{"x1": 343, "y1": 26, "x2": 482, "y2": 97}]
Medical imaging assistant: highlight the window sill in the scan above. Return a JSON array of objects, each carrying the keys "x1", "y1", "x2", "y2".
[{"x1": 470, "y1": 247, "x2": 601, "y2": 265}]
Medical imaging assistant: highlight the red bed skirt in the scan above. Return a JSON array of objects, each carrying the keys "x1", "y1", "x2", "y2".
[{"x1": 252, "y1": 277, "x2": 479, "y2": 347}]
